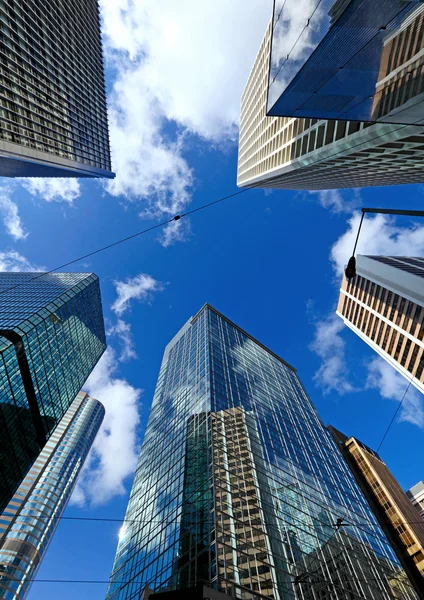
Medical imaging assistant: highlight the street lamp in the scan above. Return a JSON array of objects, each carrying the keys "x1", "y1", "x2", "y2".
[{"x1": 345, "y1": 208, "x2": 424, "y2": 279}]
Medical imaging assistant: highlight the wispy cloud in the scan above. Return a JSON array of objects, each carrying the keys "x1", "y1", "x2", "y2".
[
  {"x1": 20, "y1": 178, "x2": 81, "y2": 203},
  {"x1": 72, "y1": 348, "x2": 142, "y2": 506},
  {"x1": 310, "y1": 189, "x2": 361, "y2": 214},
  {"x1": 366, "y1": 357, "x2": 424, "y2": 429},
  {"x1": 0, "y1": 188, "x2": 27, "y2": 241},
  {"x1": 159, "y1": 219, "x2": 192, "y2": 248},
  {"x1": 111, "y1": 273, "x2": 164, "y2": 316},
  {"x1": 331, "y1": 212, "x2": 424, "y2": 277},
  {"x1": 0, "y1": 250, "x2": 41, "y2": 272},
  {"x1": 107, "y1": 318, "x2": 137, "y2": 361},
  {"x1": 98, "y1": 0, "x2": 271, "y2": 236},
  {"x1": 310, "y1": 213, "x2": 424, "y2": 431},
  {"x1": 309, "y1": 313, "x2": 356, "y2": 395}
]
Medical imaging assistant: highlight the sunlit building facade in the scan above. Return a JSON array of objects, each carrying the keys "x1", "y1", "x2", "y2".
[
  {"x1": 329, "y1": 427, "x2": 424, "y2": 598},
  {"x1": 0, "y1": 0, "x2": 113, "y2": 178},
  {"x1": 337, "y1": 255, "x2": 424, "y2": 394},
  {"x1": 0, "y1": 272, "x2": 106, "y2": 513},
  {"x1": 237, "y1": 18, "x2": 424, "y2": 191},
  {"x1": 107, "y1": 304, "x2": 416, "y2": 600},
  {"x1": 0, "y1": 392, "x2": 104, "y2": 599}
]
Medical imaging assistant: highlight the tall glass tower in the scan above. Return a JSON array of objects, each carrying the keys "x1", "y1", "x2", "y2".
[
  {"x1": 0, "y1": 391, "x2": 105, "y2": 600},
  {"x1": 106, "y1": 305, "x2": 416, "y2": 599},
  {"x1": 0, "y1": 0, "x2": 114, "y2": 178},
  {"x1": 0, "y1": 272, "x2": 106, "y2": 512}
]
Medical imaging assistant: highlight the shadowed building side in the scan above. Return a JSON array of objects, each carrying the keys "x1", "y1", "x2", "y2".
[{"x1": 0, "y1": 272, "x2": 106, "y2": 512}]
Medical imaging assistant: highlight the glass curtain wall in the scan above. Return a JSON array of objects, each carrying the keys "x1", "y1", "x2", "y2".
[{"x1": 106, "y1": 305, "x2": 416, "y2": 600}]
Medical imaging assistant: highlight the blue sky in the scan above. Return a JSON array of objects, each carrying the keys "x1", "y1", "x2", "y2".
[{"x1": 1, "y1": 1, "x2": 423, "y2": 598}]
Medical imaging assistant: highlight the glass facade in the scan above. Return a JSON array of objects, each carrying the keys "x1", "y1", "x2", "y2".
[
  {"x1": 0, "y1": 0, "x2": 113, "y2": 178},
  {"x1": 0, "y1": 392, "x2": 105, "y2": 600},
  {"x1": 267, "y1": 0, "x2": 424, "y2": 124},
  {"x1": 0, "y1": 272, "x2": 106, "y2": 513},
  {"x1": 106, "y1": 304, "x2": 416, "y2": 600}
]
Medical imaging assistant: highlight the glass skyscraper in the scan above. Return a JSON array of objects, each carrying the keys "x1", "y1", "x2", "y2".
[
  {"x1": 0, "y1": 0, "x2": 114, "y2": 178},
  {"x1": 0, "y1": 272, "x2": 106, "y2": 513},
  {"x1": 0, "y1": 391, "x2": 105, "y2": 600},
  {"x1": 106, "y1": 304, "x2": 416, "y2": 599}
]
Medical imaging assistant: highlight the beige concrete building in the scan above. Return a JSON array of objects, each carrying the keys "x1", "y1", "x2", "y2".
[
  {"x1": 237, "y1": 15, "x2": 424, "y2": 191},
  {"x1": 329, "y1": 427, "x2": 424, "y2": 598},
  {"x1": 337, "y1": 255, "x2": 424, "y2": 394}
]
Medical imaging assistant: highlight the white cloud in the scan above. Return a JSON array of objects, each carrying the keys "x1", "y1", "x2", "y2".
[
  {"x1": 107, "y1": 318, "x2": 137, "y2": 361},
  {"x1": 310, "y1": 213, "x2": 424, "y2": 430},
  {"x1": 0, "y1": 250, "x2": 40, "y2": 272},
  {"x1": 331, "y1": 212, "x2": 424, "y2": 277},
  {"x1": 99, "y1": 0, "x2": 272, "y2": 215},
  {"x1": 0, "y1": 188, "x2": 27, "y2": 241},
  {"x1": 311, "y1": 189, "x2": 361, "y2": 214},
  {"x1": 72, "y1": 348, "x2": 142, "y2": 506},
  {"x1": 105, "y1": 64, "x2": 193, "y2": 213},
  {"x1": 309, "y1": 313, "x2": 356, "y2": 395},
  {"x1": 366, "y1": 357, "x2": 424, "y2": 429},
  {"x1": 111, "y1": 273, "x2": 164, "y2": 316},
  {"x1": 20, "y1": 178, "x2": 81, "y2": 203},
  {"x1": 159, "y1": 218, "x2": 192, "y2": 248}
]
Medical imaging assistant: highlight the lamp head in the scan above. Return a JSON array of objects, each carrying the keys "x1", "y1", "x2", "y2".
[{"x1": 345, "y1": 256, "x2": 356, "y2": 280}]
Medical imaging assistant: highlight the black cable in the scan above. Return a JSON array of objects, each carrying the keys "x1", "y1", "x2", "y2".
[
  {"x1": 17, "y1": 513, "x2": 424, "y2": 527},
  {"x1": 0, "y1": 574, "x2": 412, "y2": 588},
  {"x1": 0, "y1": 187, "x2": 254, "y2": 299},
  {"x1": 375, "y1": 362, "x2": 419, "y2": 456}
]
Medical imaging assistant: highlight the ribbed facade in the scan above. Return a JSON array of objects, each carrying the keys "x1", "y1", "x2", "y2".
[
  {"x1": 0, "y1": 0, "x2": 113, "y2": 178},
  {"x1": 337, "y1": 255, "x2": 424, "y2": 394},
  {"x1": 0, "y1": 272, "x2": 106, "y2": 513},
  {"x1": 106, "y1": 304, "x2": 415, "y2": 600},
  {"x1": 329, "y1": 427, "x2": 424, "y2": 598},
  {"x1": 0, "y1": 392, "x2": 104, "y2": 599},
  {"x1": 237, "y1": 19, "x2": 424, "y2": 191}
]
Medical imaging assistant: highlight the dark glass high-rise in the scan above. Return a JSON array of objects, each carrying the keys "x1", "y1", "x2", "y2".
[
  {"x1": 268, "y1": 0, "x2": 424, "y2": 125},
  {"x1": 0, "y1": 272, "x2": 106, "y2": 512},
  {"x1": 106, "y1": 304, "x2": 416, "y2": 599}
]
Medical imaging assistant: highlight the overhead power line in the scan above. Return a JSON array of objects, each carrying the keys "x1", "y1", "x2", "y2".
[
  {"x1": 0, "y1": 116, "x2": 421, "y2": 300},
  {"x1": 0, "y1": 187, "x2": 253, "y2": 298}
]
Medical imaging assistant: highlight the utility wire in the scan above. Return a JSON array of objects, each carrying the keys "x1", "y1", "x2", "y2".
[
  {"x1": 375, "y1": 367, "x2": 418, "y2": 456},
  {"x1": 0, "y1": 187, "x2": 254, "y2": 299},
  {"x1": 0, "y1": 575, "x2": 411, "y2": 588},
  {"x1": 18, "y1": 514, "x2": 424, "y2": 527},
  {"x1": 0, "y1": 113, "x2": 422, "y2": 301},
  {"x1": 9, "y1": 383, "x2": 424, "y2": 545}
]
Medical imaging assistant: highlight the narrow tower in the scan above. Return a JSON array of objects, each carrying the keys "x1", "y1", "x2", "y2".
[{"x1": 0, "y1": 392, "x2": 105, "y2": 599}]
